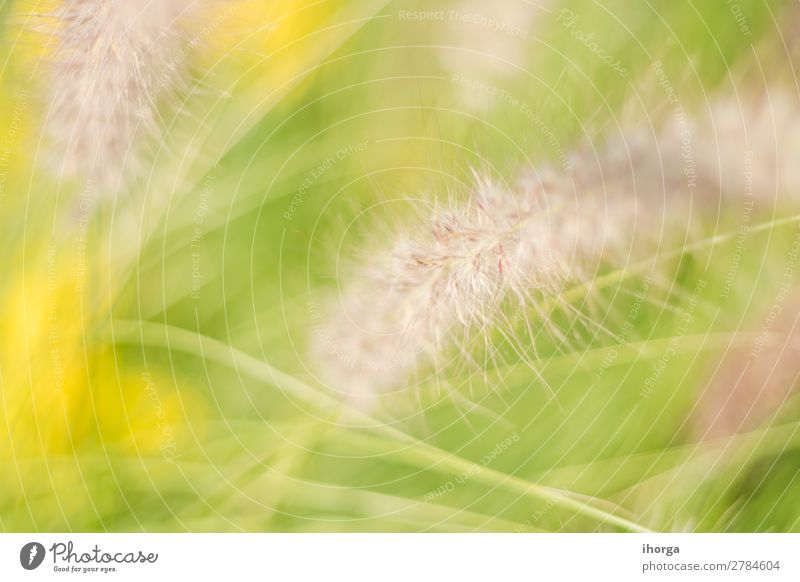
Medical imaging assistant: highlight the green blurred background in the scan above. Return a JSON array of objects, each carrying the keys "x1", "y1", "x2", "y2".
[{"x1": 1, "y1": 0, "x2": 799, "y2": 532}]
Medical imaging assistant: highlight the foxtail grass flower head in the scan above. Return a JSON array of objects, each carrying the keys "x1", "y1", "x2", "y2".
[
  {"x1": 692, "y1": 91, "x2": 800, "y2": 203},
  {"x1": 311, "y1": 112, "x2": 721, "y2": 404},
  {"x1": 38, "y1": 0, "x2": 206, "y2": 191},
  {"x1": 312, "y1": 80, "x2": 800, "y2": 404},
  {"x1": 641, "y1": 85, "x2": 800, "y2": 207},
  {"x1": 314, "y1": 169, "x2": 652, "y2": 404}
]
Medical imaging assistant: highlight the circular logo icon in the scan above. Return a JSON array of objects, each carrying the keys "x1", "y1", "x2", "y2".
[{"x1": 20, "y1": 542, "x2": 45, "y2": 570}]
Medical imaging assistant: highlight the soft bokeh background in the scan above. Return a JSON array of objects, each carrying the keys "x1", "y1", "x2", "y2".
[{"x1": 1, "y1": 0, "x2": 799, "y2": 531}]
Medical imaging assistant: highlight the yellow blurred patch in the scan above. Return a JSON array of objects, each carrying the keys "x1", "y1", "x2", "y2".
[{"x1": 0, "y1": 245, "x2": 204, "y2": 463}]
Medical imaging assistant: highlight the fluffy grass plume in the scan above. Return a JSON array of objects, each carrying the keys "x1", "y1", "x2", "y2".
[{"x1": 37, "y1": 0, "x2": 206, "y2": 190}]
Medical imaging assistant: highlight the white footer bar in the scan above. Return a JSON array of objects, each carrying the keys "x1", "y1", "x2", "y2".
[{"x1": 1, "y1": 534, "x2": 797, "y2": 581}]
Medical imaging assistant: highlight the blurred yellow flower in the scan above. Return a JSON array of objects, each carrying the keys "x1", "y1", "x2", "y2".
[{"x1": 0, "y1": 245, "x2": 204, "y2": 522}]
